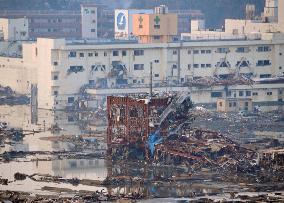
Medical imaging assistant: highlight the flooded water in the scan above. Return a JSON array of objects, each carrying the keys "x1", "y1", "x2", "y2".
[{"x1": 0, "y1": 105, "x2": 284, "y2": 200}]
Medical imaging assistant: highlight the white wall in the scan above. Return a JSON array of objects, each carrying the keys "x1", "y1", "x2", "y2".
[
  {"x1": 81, "y1": 5, "x2": 97, "y2": 39},
  {"x1": 0, "y1": 18, "x2": 28, "y2": 41}
]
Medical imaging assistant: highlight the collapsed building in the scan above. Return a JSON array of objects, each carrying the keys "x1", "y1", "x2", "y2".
[{"x1": 107, "y1": 92, "x2": 192, "y2": 160}]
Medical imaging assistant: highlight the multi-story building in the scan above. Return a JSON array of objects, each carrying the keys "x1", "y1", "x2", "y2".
[
  {"x1": 81, "y1": 4, "x2": 98, "y2": 39},
  {"x1": 12, "y1": 29, "x2": 281, "y2": 110},
  {"x1": 114, "y1": 7, "x2": 204, "y2": 40},
  {"x1": 170, "y1": 9, "x2": 204, "y2": 34},
  {"x1": 0, "y1": 5, "x2": 114, "y2": 39},
  {"x1": 0, "y1": 18, "x2": 29, "y2": 41},
  {"x1": 114, "y1": 9, "x2": 154, "y2": 40},
  {"x1": 0, "y1": 0, "x2": 283, "y2": 111},
  {"x1": 132, "y1": 5, "x2": 178, "y2": 43}
]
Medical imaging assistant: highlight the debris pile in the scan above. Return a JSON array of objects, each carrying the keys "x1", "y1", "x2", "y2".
[{"x1": 153, "y1": 129, "x2": 257, "y2": 174}]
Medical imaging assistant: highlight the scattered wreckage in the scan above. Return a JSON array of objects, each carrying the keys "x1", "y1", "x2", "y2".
[{"x1": 106, "y1": 92, "x2": 284, "y2": 173}]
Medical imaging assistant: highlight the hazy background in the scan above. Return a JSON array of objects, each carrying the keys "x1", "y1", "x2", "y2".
[{"x1": 0, "y1": 0, "x2": 265, "y2": 27}]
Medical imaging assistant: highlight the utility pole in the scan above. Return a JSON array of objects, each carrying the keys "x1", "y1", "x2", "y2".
[{"x1": 150, "y1": 62, "x2": 153, "y2": 98}]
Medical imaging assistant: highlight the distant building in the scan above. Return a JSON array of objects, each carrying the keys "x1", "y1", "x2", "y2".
[
  {"x1": 170, "y1": 9, "x2": 204, "y2": 34},
  {"x1": 132, "y1": 5, "x2": 178, "y2": 43},
  {"x1": 182, "y1": 0, "x2": 284, "y2": 41},
  {"x1": 0, "y1": 5, "x2": 114, "y2": 39},
  {"x1": 217, "y1": 98, "x2": 253, "y2": 112},
  {"x1": 81, "y1": 4, "x2": 97, "y2": 39},
  {"x1": 114, "y1": 9, "x2": 153, "y2": 40},
  {"x1": 0, "y1": 18, "x2": 28, "y2": 41}
]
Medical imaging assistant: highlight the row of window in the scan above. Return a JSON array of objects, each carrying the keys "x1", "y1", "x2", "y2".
[
  {"x1": 211, "y1": 90, "x2": 274, "y2": 98},
  {"x1": 189, "y1": 64, "x2": 211, "y2": 69},
  {"x1": 69, "y1": 50, "x2": 145, "y2": 58},
  {"x1": 189, "y1": 46, "x2": 271, "y2": 55},
  {"x1": 68, "y1": 47, "x2": 273, "y2": 59}
]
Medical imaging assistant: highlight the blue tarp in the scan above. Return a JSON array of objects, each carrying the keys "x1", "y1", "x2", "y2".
[{"x1": 147, "y1": 130, "x2": 163, "y2": 157}]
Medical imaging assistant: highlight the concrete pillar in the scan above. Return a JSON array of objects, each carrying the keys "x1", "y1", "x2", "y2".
[{"x1": 279, "y1": 0, "x2": 284, "y2": 32}]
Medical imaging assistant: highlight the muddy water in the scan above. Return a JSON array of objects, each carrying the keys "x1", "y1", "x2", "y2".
[
  {"x1": 0, "y1": 105, "x2": 284, "y2": 199},
  {"x1": 0, "y1": 105, "x2": 108, "y2": 194}
]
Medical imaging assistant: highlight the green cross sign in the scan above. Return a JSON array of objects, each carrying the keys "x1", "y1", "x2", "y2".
[{"x1": 154, "y1": 16, "x2": 160, "y2": 25}]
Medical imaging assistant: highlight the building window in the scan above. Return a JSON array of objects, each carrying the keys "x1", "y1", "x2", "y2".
[
  {"x1": 68, "y1": 97, "x2": 75, "y2": 103},
  {"x1": 153, "y1": 35, "x2": 160, "y2": 40},
  {"x1": 267, "y1": 92, "x2": 273, "y2": 96},
  {"x1": 246, "y1": 91, "x2": 251, "y2": 96},
  {"x1": 154, "y1": 60, "x2": 159, "y2": 63},
  {"x1": 79, "y1": 53, "x2": 84, "y2": 57},
  {"x1": 92, "y1": 65, "x2": 105, "y2": 72},
  {"x1": 154, "y1": 74, "x2": 159, "y2": 77},
  {"x1": 69, "y1": 51, "x2": 76, "y2": 57},
  {"x1": 236, "y1": 47, "x2": 250, "y2": 53},
  {"x1": 201, "y1": 50, "x2": 206, "y2": 54},
  {"x1": 193, "y1": 64, "x2": 199, "y2": 68},
  {"x1": 141, "y1": 79, "x2": 144, "y2": 83},
  {"x1": 227, "y1": 91, "x2": 232, "y2": 97},
  {"x1": 193, "y1": 50, "x2": 199, "y2": 54},
  {"x1": 53, "y1": 91, "x2": 58, "y2": 96},
  {"x1": 122, "y1": 50, "x2": 127, "y2": 56},
  {"x1": 252, "y1": 92, "x2": 258, "y2": 96},
  {"x1": 113, "y1": 50, "x2": 119, "y2": 56},
  {"x1": 53, "y1": 62, "x2": 58, "y2": 66},
  {"x1": 201, "y1": 64, "x2": 206, "y2": 68},
  {"x1": 172, "y1": 64, "x2": 177, "y2": 69},
  {"x1": 134, "y1": 64, "x2": 144, "y2": 70},
  {"x1": 88, "y1": 53, "x2": 93, "y2": 57},
  {"x1": 236, "y1": 60, "x2": 250, "y2": 67},
  {"x1": 173, "y1": 50, "x2": 177, "y2": 55},
  {"x1": 245, "y1": 102, "x2": 249, "y2": 107},
  {"x1": 188, "y1": 50, "x2": 191, "y2": 54},
  {"x1": 53, "y1": 75, "x2": 58, "y2": 80},
  {"x1": 68, "y1": 66, "x2": 84, "y2": 73},
  {"x1": 206, "y1": 50, "x2": 211, "y2": 54},
  {"x1": 219, "y1": 102, "x2": 222, "y2": 107},
  {"x1": 89, "y1": 80, "x2": 95, "y2": 85},
  {"x1": 257, "y1": 46, "x2": 270, "y2": 52},
  {"x1": 233, "y1": 102, "x2": 237, "y2": 107},
  {"x1": 211, "y1": 92, "x2": 222, "y2": 98},
  {"x1": 206, "y1": 64, "x2": 211, "y2": 68},
  {"x1": 217, "y1": 61, "x2": 229, "y2": 68},
  {"x1": 104, "y1": 52, "x2": 107, "y2": 57},
  {"x1": 134, "y1": 50, "x2": 144, "y2": 56},
  {"x1": 188, "y1": 64, "x2": 191, "y2": 70},
  {"x1": 256, "y1": 60, "x2": 271, "y2": 66},
  {"x1": 95, "y1": 52, "x2": 98, "y2": 56},
  {"x1": 279, "y1": 66, "x2": 282, "y2": 70},
  {"x1": 239, "y1": 91, "x2": 244, "y2": 97},
  {"x1": 91, "y1": 10, "x2": 96, "y2": 14},
  {"x1": 91, "y1": 29, "x2": 96, "y2": 32},
  {"x1": 229, "y1": 102, "x2": 232, "y2": 107},
  {"x1": 216, "y1": 47, "x2": 229, "y2": 53},
  {"x1": 260, "y1": 74, "x2": 271, "y2": 78},
  {"x1": 154, "y1": 25, "x2": 160, "y2": 29}
]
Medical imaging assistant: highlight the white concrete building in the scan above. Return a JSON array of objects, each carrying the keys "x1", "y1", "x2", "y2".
[
  {"x1": 14, "y1": 31, "x2": 282, "y2": 110},
  {"x1": 0, "y1": 18, "x2": 28, "y2": 41},
  {"x1": 0, "y1": 0, "x2": 284, "y2": 111},
  {"x1": 182, "y1": 0, "x2": 284, "y2": 41},
  {"x1": 81, "y1": 4, "x2": 97, "y2": 39},
  {"x1": 114, "y1": 9, "x2": 153, "y2": 40}
]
